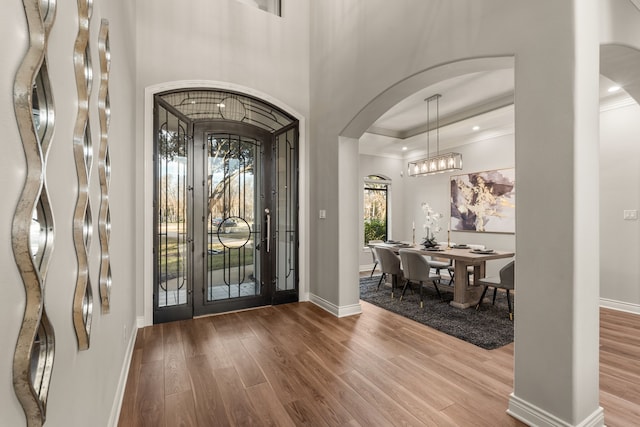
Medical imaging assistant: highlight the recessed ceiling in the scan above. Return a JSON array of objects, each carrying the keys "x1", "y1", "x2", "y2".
[
  {"x1": 368, "y1": 68, "x2": 514, "y2": 137},
  {"x1": 360, "y1": 69, "x2": 635, "y2": 159}
]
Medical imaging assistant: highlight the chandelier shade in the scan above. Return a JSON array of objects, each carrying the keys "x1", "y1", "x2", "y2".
[
  {"x1": 408, "y1": 152, "x2": 463, "y2": 176},
  {"x1": 407, "y1": 94, "x2": 462, "y2": 177}
]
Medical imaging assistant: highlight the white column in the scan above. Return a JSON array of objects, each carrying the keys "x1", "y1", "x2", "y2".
[
  {"x1": 338, "y1": 136, "x2": 363, "y2": 316},
  {"x1": 509, "y1": 1, "x2": 603, "y2": 426}
]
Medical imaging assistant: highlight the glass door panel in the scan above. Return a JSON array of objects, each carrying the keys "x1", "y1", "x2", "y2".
[
  {"x1": 192, "y1": 125, "x2": 271, "y2": 316},
  {"x1": 273, "y1": 126, "x2": 298, "y2": 300},
  {"x1": 154, "y1": 105, "x2": 192, "y2": 323},
  {"x1": 205, "y1": 134, "x2": 261, "y2": 302}
]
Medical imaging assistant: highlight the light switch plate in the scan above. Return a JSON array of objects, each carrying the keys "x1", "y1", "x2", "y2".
[
  {"x1": 319, "y1": 209, "x2": 326, "y2": 219},
  {"x1": 623, "y1": 210, "x2": 638, "y2": 220}
]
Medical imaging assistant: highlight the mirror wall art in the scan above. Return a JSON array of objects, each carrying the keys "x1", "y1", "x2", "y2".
[
  {"x1": 72, "y1": 0, "x2": 94, "y2": 350},
  {"x1": 12, "y1": 0, "x2": 57, "y2": 425},
  {"x1": 98, "y1": 19, "x2": 112, "y2": 312}
]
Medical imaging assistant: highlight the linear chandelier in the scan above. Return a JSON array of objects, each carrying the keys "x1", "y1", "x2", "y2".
[{"x1": 407, "y1": 94, "x2": 462, "y2": 176}]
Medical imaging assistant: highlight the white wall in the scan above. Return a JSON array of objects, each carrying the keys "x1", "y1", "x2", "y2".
[
  {"x1": 600, "y1": 100, "x2": 640, "y2": 310},
  {"x1": 135, "y1": 0, "x2": 311, "y2": 322},
  {"x1": 0, "y1": 0, "x2": 138, "y2": 425}
]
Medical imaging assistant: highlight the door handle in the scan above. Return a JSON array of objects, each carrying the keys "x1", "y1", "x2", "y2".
[{"x1": 265, "y1": 208, "x2": 271, "y2": 253}]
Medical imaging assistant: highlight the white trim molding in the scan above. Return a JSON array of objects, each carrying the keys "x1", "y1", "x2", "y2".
[
  {"x1": 136, "y1": 316, "x2": 146, "y2": 329},
  {"x1": 108, "y1": 326, "x2": 139, "y2": 427},
  {"x1": 142, "y1": 80, "x2": 308, "y2": 327},
  {"x1": 508, "y1": 393, "x2": 605, "y2": 427},
  {"x1": 599, "y1": 94, "x2": 636, "y2": 113},
  {"x1": 600, "y1": 297, "x2": 640, "y2": 315},
  {"x1": 309, "y1": 293, "x2": 362, "y2": 318}
]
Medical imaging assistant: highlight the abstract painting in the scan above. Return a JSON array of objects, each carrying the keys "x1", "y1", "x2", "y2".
[{"x1": 450, "y1": 168, "x2": 515, "y2": 233}]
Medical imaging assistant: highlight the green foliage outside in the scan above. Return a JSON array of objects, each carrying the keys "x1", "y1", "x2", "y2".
[
  {"x1": 157, "y1": 238, "x2": 184, "y2": 279},
  {"x1": 158, "y1": 233, "x2": 254, "y2": 280},
  {"x1": 364, "y1": 218, "x2": 387, "y2": 244},
  {"x1": 207, "y1": 248, "x2": 254, "y2": 271}
]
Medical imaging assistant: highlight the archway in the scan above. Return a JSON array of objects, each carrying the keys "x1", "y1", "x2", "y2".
[{"x1": 141, "y1": 81, "x2": 309, "y2": 326}]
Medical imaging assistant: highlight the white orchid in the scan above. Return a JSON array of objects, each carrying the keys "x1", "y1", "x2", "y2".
[{"x1": 421, "y1": 202, "x2": 442, "y2": 245}]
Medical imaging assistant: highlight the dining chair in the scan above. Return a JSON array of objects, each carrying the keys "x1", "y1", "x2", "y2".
[
  {"x1": 475, "y1": 260, "x2": 515, "y2": 320},
  {"x1": 430, "y1": 241, "x2": 454, "y2": 285},
  {"x1": 367, "y1": 239, "x2": 384, "y2": 277},
  {"x1": 398, "y1": 249, "x2": 442, "y2": 308},
  {"x1": 374, "y1": 246, "x2": 404, "y2": 298},
  {"x1": 447, "y1": 244, "x2": 485, "y2": 285}
]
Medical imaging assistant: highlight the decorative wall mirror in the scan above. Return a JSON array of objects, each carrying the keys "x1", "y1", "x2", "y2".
[
  {"x1": 13, "y1": 0, "x2": 57, "y2": 425},
  {"x1": 98, "y1": 18, "x2": 112, "y2": 312},
  {"x1": 72, "y1": 0, "x2": 94, "y2": 350}
]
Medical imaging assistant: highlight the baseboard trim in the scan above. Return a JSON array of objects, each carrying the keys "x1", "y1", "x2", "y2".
[
  {"x1": 309, "y1": 293, "x2": 362, "y2": 317},
  {"x1": 600, "y1": 298, "x2": 640, "y2": 315},
  {"x1": 107, "y1": 325, "x2": 139, "y2": 427},
  {"x1": 136, "y1": 315, "x2": 146, "y2": 328},
  {"x1": 508, "y1": 393, "x2": 604, "y2": 427},
  {"x1": 299, "y1": 291, "x2": 310, "y2": 302},
  {"x1": 338, "y1": 302, "x2": 363, "y2": 317}
]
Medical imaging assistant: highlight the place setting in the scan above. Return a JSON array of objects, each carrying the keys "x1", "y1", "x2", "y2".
[{"x1": 470, "y1": 248, "x2": 495, "y2": 254}]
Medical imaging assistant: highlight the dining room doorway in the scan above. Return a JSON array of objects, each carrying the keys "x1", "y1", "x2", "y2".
[{"x1": 152, "y1": 89, "x2": 299, "y2": 323}]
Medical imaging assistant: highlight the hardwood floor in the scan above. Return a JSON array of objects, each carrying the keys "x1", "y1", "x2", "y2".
[{"x1": 118, "y1": 302, "x2": 640, "y2": 426}]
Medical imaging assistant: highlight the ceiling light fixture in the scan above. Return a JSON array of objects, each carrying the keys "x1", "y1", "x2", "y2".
[
  {"x1": 608, "y1": 85, "x2": 621, "y2": 93},
  {"x1": 472, "y1": 125, "x2": 480, "y2": 131},
  {"x1": 407, "y1": 94, "x2": 462, "y2": 177},
  {"x1": 402, "y1": 146, "x2": 408, "y2": 151}
]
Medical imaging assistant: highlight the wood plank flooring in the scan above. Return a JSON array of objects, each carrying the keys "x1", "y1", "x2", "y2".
[{"x1": 118, "y1": 302, "x2": 640, "y2": 427}]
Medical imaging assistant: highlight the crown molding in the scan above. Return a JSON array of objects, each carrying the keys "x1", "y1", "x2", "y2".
[
  {"x1": 366, "y1": 93, "x2": 514, "y2": 140},
  {"x1": 600, "y1": 94, "x2": 636, "y2": 112}
]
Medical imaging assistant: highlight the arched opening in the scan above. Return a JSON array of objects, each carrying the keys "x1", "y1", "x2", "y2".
[
  {"x1": 353, "y1": 57, "x2": 516, "y2": 277},
  {"x1": 354, "y1": 57, "x2": 517, "y2": 341},
  {"x1": 352, "y1": 48, "x2": 640, "y2": 318},
  {"x1": 343, "y1": 46, "x2": 640, "y2": 425},
  {"x1": 152, "y1": 88, "x2": 300, "y2": 323}
]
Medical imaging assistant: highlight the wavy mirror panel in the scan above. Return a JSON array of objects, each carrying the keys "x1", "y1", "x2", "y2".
[
  {"x1": 13, "y1": 0, "x2": 57, "y2": 425},
  {"x1": 98, "y1": 19, "x2": 112, "y2": 312},
  {"x1": 31, "y1": 67, "x2": 55, "y2": 272},
  {"x1": 72, "y1": 0, "x2": 93, "y2": 350}
]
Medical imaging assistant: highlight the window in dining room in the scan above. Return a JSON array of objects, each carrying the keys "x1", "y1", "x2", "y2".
[{"x1": 364, "y1": 175, "x2": 390, "y2": 244}]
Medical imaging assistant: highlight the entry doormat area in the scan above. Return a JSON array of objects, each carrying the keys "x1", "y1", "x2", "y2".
[{"x1": 359, "y1": 275, "x2": 514, "y2": 350}]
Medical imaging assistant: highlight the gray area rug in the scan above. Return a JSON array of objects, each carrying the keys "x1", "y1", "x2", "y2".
[{"x1": 360, "y1": 275, "x2": 514, "y2": 350}]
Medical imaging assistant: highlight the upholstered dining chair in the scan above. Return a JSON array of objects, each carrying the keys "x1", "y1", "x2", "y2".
[
  {"x1": 429, "y1": 241, "x2": 454, "y2": 285},
  {"x1": 367, "y1": 239, "x2": 384, "y2": 277},
  {"x1": 375, "y1": 246, "x2": 404, "y2": 298},
  {"x1": 398, "y1": 249, "x2": 442, "y2": 308},
  {"x1": 475, "y1": 260, "x2": 515, "y2": 320}
]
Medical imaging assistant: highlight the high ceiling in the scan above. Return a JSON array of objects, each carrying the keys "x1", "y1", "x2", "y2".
[{"x1": 360, "y1": 69, "x2": 635, "y2": 159}]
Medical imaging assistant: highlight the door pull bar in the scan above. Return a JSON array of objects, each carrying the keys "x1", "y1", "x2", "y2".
[{"x1": 265, "y1": 208, "x2": 271, "y2": 253}]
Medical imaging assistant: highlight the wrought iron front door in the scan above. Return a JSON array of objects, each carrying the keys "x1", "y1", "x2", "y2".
[
  {"x1": 192, "y1": 124, "x2": 270, "y2": 315},
  {"x1": 154, "y1": 95, "x2": 299, "y2": 323},
  {"x1": 191, "y1": 122, "x2": 298, "y2": 316}
]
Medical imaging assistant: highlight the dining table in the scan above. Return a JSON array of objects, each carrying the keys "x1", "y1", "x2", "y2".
[
  {"x1": 419, "y1": 246, "x2": 515, "y2": 308},
  {"x1": 374, "y1": 242, "x2": 515, "y2": 309}
]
